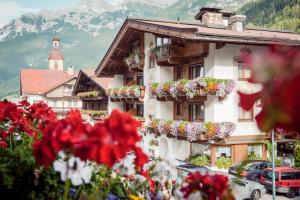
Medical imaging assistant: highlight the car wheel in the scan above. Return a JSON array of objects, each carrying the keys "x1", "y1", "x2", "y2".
[
  {"x1": 251, "y1": 189, "x2": 261, "y2": 200},
  {"x1": 286, "y1": 188, "x2": 296, "y2": 198}
]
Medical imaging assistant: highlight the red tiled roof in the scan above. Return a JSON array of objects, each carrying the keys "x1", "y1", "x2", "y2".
[
  {"x1": 20, "y1": 69, "x2": 75, "y2": 95},
  {"x1": 48, "y1": 48, "x2": 64, "y2": 60}
]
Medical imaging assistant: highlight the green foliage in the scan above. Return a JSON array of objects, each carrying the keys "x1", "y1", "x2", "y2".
[
  {"x1": 216, "y1": 157, "x2": 233, "y2": 169},
  {"x1": 241, "y1": 0, "x2": 300, "y2": 33},
  {"x1": 248, "y1": 153, "x2": 262, "y2": 160},
  {"x1": 0, "y1": 144, "x2": 64, "y2": 199},
  {"x1": 294, "y1": 143, "x2": 300, "y2": 168},
  {"x1": 189, "y1": 155, "x2": 209, "y2": 166}
]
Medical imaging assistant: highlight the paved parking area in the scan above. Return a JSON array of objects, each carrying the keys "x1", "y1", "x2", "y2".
[{"x1": 261, "y1": 192, "x2": 299, "y2": 200}]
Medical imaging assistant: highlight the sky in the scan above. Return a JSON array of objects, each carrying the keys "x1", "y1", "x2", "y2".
[{"x1": 0, "y1": 0, "x2": 122, "y2": 27}]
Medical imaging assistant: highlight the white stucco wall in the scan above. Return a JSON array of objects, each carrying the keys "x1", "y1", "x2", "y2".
[
  {"x1": 204, "y1": 43, "x2": 266, "y2": 136},
  {"x1": 49, "y1": 60, "x2": 63, "y2": 70},
  {"x1": 108, "y1": 74, "x2": 124, "y2": 114},
  {"x1": 27, "y1": 94, "x2": 44, "y2": 105}
]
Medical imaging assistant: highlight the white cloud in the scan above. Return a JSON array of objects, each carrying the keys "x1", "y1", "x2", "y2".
[{"x1": 0, "y1": 1, "x2": 39, "y2": 27}]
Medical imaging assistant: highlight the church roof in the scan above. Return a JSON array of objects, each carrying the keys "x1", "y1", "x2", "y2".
[
  {"x1": 48, "y1": 48, "x2": 64, "y2": 60},
  {"x1": 20, "y1": 68, "x2": 75, "y2": 95},
  {"x1": 53, "y1": 35, "x2": 60, "y2": 41}
]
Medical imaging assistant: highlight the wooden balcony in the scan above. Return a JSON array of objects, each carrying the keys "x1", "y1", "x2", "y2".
[
  {"x1": 150, "y1": 77, "x2": 235, "y2": 101},
  {"x1": 142, "y1": 119, "x2": 235, "y2": 143},
  {"x1": 124, "y1": 52, "x2": 145, "y2": 72}
]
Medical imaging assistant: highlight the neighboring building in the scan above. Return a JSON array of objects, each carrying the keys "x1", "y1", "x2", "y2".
[
  {"x1": 72, "y1": 69, "x2": 112, "y2": 121},
  {"x1": 20, "y1": 35, "x2": 82, "y2": 115},
  {"x1": 94, "y1": 7, "x2": 300, "y2": 165}
]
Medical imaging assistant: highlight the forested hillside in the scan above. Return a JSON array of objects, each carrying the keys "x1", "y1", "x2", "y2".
[{"x1": 241, "y1": 0, "x2": 300, "y2": 33}]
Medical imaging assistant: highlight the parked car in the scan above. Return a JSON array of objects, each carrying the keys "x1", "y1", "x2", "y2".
[
  {"x1": 260, "y1": 167, "x2": 300, "y2": 198},
  {"x1": 229, "y1": 160, "x2": 272, "y2": 180},
  {"x1": 229, "y1": 174, "x2": 266, "y2": 200},
  {"x1": 176, "y1": 163, "x2": 211, "y2": 184}
]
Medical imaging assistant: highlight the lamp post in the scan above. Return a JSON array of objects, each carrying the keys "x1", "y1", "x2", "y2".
[{"x1": 271, "y1": 129, "x2": 276, "y2": 200}]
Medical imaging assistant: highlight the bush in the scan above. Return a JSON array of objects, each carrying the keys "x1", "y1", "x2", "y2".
[
  {"x1": 248, "y1": 153, "x2": 262, "y2": 160},
  {"x1": 189, "y1": 155, "x2": 209, "y2": 167},
  {"x1": 295, "y1": 144, "x2": 300, "y2": 168},
  {"x1": 216, "y1": 157, "x2": 233, "y2": 169}
]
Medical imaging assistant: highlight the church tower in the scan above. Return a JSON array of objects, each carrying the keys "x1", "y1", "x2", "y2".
[{"x1": 48, "y1": 34, "x2": 64, "y2": 70}]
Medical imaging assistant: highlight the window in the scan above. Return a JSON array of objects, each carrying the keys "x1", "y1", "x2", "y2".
[
  {"x1": 136, "y1": 75, "x2": 143, "y2": 86},
  {"x1": 189, "y1": 103, "x2": 204, "y2": 122},
  {"x1": 238, "y1": 62, "x2": 251, "y2": 80},
  {"x1": 248, "y1": 144, "x2": 263, "y2": 157},
  {"x1": 281, "y1": 172, "x2": 294, "y2": 180},
  {"x1": 125, "y1": 76, "x2": 134, "y2": 85},
  {"x1": 238, "y1": 106, "x2": 253, "y2": 121},
  {"x1": 216, "y1": 146, "x2": 231, "y2": 159},
  {"x1": 176, "y1": 102, "x2": 183, "y2": 115},
  {"x1": 189, "y1": 64, "x2": 204, "y2": 79},
  {"x1": 48, "y1": 100, "x2": 53, "y2": 107},
  {"x1": 136, "y1": 104, "x2": 144, "y2": 117},
  {"x1": 53, "y1": 101, "x2": 57, "y2": 107},
  {"x1": 125, "y1": 103, "x2": 134, "y2": 112},
  {"x1": 262, "y1": 170, "x2": 278, "y2": 181},
  {"x1": 67, "y1": 101, "x2": 72, "y2": 107},
  {"x1": 294, "y1": 172, "x2": 300, "y2": 180},
  {"x1": 73, "y1": 101, "x2": 78, "y2": 107},
  {"x1": 156, "y1": 37, "x2": 171, "y2": 47}
]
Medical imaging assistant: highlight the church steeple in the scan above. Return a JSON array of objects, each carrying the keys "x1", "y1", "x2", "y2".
[{"x1": 48, "y1": 34, "x2": 64, "y2": 70}]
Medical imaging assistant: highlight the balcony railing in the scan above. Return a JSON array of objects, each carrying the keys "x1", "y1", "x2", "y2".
[
  {"x1": 141, "y1": 119, "x2": 235, "y2": 142},
  {"x1": 124, "y1": 52, "x2": 145, "y2": 71},
  {"x1": 52, "y1": 107, "x2": 82, "y2": 113},
  {"x1": 151, "y1": 45, "x2": 171, "y2": 66},
  {"x1": 108, "y1": 85, "x2": 145, "y2": 102},
  {"x1": 77, "y1": 91, "x2": 104, "y2": 100},
  {"x1": 80, "y1": 110, "x2": 108, "y2": 120},
  {"x1": 150, "y1": 77, "x2": 235, "y2": 101}
]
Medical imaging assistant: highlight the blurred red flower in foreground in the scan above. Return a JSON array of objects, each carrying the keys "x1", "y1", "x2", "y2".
[
  {"x1": 33, "y1": 109, "x2": 148, "y2": 169},
  {"x1": 180, "y1": 171, "x2": 234, "y2": 200},
  {"x1": 238, "y1": 45, "x2": 300, "y2": 136},
  {"x1": 0, "y1": 100, "x2": 56, "y2": 147}
]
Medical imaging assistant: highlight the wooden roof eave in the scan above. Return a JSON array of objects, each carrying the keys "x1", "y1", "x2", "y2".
[{"x1": 72, "y1": 70, "x2": 84, "y2": 96}]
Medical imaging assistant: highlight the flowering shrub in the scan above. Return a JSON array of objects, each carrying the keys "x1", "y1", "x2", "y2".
[
  {"x1": 188, "y1": 155, "x2": 209, "y2": 167},
  {"x1": 238, "y1": 45, "x2": 300, "y2": 136},
  {"x1": 143, "y1": 119, "x2": 235, "y2": 141},
  {"x1": 179, "y1": 171, "x2": 235, "y2": 200},
  {"x1": 216, "y1": 157, "x2": 234, "y2": 169},
  {"x1": 0, "y1": 100, "x2": 235, "y2": 200},
  {"x1": 150, "y1": 77, "x2": 235, "y2": 99},
  {"x1": 109, "y1": 85, "x2": 144, "y2": 99},
  {"x1": 77, "y1": 90, "x2": 100, "y2": 98}
]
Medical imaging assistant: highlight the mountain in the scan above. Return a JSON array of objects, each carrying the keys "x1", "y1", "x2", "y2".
[
  {"x1": 240, "y1": 0, "x2": 300, "y2": 33},
  {"x1": 0, "y1": 0, "x2": 276, "y2": 98}
]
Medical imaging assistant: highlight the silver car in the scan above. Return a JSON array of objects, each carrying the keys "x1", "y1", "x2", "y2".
[{"x1": 229, "y1": 174, "x2": 266, "y2": 200}]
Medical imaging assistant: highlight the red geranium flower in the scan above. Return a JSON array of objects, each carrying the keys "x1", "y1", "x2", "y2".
[{"x1": 238, "y1": 45, "x2": 300, "y2": 136}]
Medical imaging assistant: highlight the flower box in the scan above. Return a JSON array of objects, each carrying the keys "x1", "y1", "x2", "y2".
[
  {"x1": 150, "y1": 77, "x2": 235, "y2": 100},
  {"x1": 142, "y1": 119, "x2": 235, "y2": 142},
  {"x1": 109, "y1": 85, "x2": 145, "y2": 100},
  {"x1": 77, "y1": 90, "x2": 100, "y2": 98}
]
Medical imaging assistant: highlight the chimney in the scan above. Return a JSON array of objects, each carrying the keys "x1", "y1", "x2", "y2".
[
  {"x1": 229, "y1": 15, "x2": 246, "y2": 31},
  {"x1": 67, "y1": 66, "x2": 74, "y2": 75},
  {"x1": 195, "y1": 7, "x2": 235, "y2": 28}
]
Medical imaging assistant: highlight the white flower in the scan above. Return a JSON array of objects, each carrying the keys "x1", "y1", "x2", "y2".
[
  {"x1": 14, "y1": 133, "x2": 22, "y2": 141},
  {"x1": 53, "y1": 152, "x2": 93, "y2": 186},
  {"x1": 113, "y1": 153, "x2": 136, "y2": 176},
  {"x1": 147, "y1": 158, "x2": 178, "y2": 184},
  {"x1": 187, "y1": 191, "x2": 203, "y2": 200}
]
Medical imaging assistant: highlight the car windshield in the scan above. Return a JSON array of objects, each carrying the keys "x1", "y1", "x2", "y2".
[
  {"x1": 262, "y1": 170, "x2": 278, "y2": 181},
  {"x1": 244, "y1": 163, "x2": 256, "y2": 170}
]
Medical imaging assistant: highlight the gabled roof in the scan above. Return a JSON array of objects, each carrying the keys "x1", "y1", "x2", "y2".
[
  {"x1": 72, "y1": 69, "x2": 112, "y2": 95},
  {"x1": 95, "y1": 17, "x2": 300, "y2": 76},
  {"x1": 20, "y1": 68, "x2": 75, "y2": 95}
]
